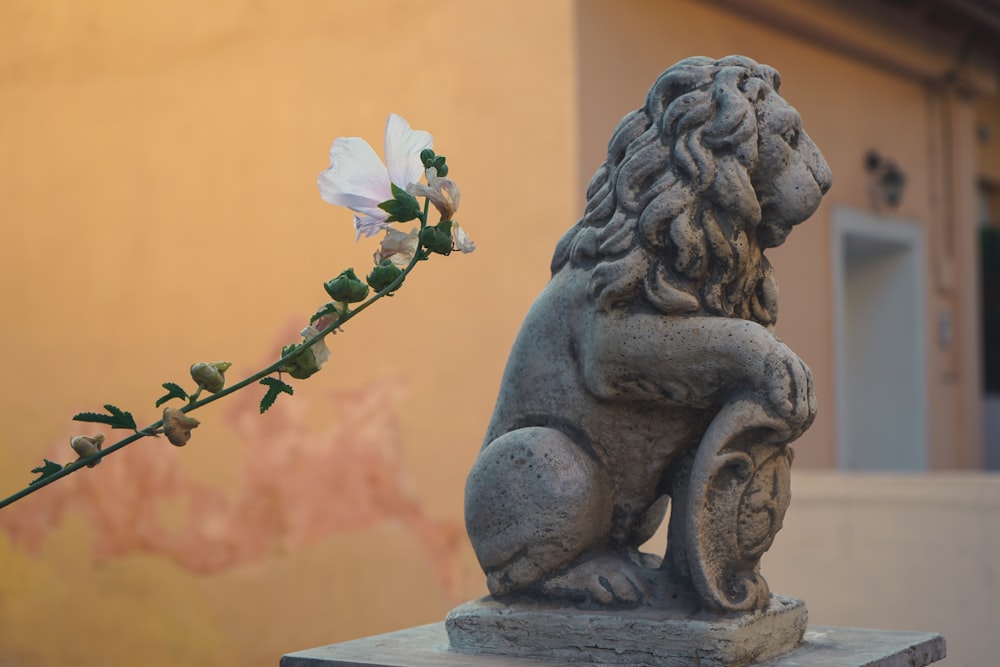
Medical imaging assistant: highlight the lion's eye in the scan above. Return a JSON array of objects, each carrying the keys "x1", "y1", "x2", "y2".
[{"x1": 783, "y1": 129, "x2": 799, "y2": 147}]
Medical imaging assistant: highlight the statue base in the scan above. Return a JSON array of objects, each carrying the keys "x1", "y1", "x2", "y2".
[
  {"x1": 446, "y1": 594, "x2": 807, "y2": 667},
  {"x1": 281, "y1": 621, "x2": 946, "y2": 667}
]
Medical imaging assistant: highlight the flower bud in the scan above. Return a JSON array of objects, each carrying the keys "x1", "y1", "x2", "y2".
[
  {"x1": 163, "y1": 408, "x2": 200, "y2": 447},
  {"x1": 432, "y1": 155, "x2": 448, "y2": 177},
  {"x1": 420, "y1": 148, "x2": 436, "y2": 167},
  {"x1": 70, "y1": 434, "x2": 105, "y2": 468},
  {"x1": 366, "y1": 259, "x2": 404, "y2": 292},
  {"x1": 190, "y1": 361, "x2": 232, "y2": 393},
  {"x1": 324, "y1": 268, "x2": 370, "y2": 303},
  {"x1": 420, "y1": 221, "x2": 454, "y2": 255}
]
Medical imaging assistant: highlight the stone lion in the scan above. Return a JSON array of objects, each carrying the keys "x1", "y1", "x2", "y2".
[{"x1": 464, "y1": 56, "x2": 831, "y2": 612}]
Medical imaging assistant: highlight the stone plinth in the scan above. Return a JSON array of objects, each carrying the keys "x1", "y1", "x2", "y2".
[
  {"x1": 445, "y1": 594, "x2": 806, "y2": 667},
  {"x1": 281, "y1": 623, "x2": 945, "y2": 667}
]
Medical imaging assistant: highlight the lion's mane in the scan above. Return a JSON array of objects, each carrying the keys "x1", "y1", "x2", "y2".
[{"x1": 552, "y1": 55, "x2": 783, "y2": 328}]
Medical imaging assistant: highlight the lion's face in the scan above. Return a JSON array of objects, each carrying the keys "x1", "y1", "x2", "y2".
[
  {"x1": 553, "y1": 56, "x2": 832, "y2": 325},
  {"x1": 752, "y1": 92, "x2": 832, "y2": 248}
]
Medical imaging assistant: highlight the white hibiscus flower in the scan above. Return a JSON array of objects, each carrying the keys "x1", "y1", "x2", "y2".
[{"x1": 318, "y1": 114, "x2": 433, "y2": 239}]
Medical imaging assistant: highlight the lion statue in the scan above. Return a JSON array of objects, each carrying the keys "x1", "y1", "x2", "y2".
[{"x1": 464, "y1": 55, "x2": 832, "y2": 613}]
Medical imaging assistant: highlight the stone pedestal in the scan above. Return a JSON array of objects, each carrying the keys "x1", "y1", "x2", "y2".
[
  {"x1": 446, "y1": 594, "x2": 807, "y2": 666},
  {"x1": 281, "y1": 623, "x2": 945, "y2": 667}
]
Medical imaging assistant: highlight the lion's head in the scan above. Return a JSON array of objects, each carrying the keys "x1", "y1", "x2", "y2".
[{"x1": 552, "y1": 55, "x2": 831, "y2": 328}]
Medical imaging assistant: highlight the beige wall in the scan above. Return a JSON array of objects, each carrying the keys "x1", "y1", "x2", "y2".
[
  {"x1": 764, "y1": 473, "x2": 1000, "y2": 667},
  {"x1": 636, "y1": 472, "x2": 1000, "y2": 667}
]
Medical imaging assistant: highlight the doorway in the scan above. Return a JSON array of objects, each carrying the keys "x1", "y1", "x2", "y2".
[{"x1": 833, "y1": 209, "x2": 928, "y2": 470}]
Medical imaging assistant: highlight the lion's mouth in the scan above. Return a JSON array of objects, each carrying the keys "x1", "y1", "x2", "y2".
[{"x1": 757, "y1": 220, "x2": 793, "y2": 248}]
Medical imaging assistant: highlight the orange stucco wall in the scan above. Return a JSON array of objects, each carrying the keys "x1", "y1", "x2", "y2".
[{"x1": 0, "y1": 2, "x2": 574, "y2": 665}]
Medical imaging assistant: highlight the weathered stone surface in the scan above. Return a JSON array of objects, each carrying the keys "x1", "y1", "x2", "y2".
[
  {"x1": 463, "y1": 54, "x2": 832, "y2": 622},
  {"x1": 446, "y1": 594, "x2": 808, "y2": 667},
  {"x1": 281, "y1": 624, "x2": 945, "y2": 667}
]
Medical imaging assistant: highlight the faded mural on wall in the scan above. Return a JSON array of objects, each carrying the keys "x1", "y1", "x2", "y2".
[{"x1": 0, "y1": 370, "x2": 463, "y2": 598}]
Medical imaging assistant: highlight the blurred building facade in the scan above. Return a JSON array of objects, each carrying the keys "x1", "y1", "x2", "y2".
[{"x1": 578, "y1": 0, "x2": 1000, "y2": 471}]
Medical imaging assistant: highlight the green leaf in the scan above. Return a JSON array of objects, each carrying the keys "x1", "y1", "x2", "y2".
[
  {"x1": 73, "y1": 404, "x2": 138, "y2": 431},
  {"x1": 30, "y1": 459, "x2": 64, "y2": 485},
  {"x1": 378, "y1": 184, "x2": 420, "y2": 223},
  {"x1": 155, "y1": 382, "x2": 189, "y2": 408},
  {"x1": 259, "y1": 377, "x2": 294, "y2": 414},
  {"x1": 390, "y1": 182, "x2": 410, "y2": 199}
]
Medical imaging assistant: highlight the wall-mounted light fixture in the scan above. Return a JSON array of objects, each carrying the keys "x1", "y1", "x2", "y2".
[{"x1": 865, "y1": 149, "x2": 907, "y2": 211}]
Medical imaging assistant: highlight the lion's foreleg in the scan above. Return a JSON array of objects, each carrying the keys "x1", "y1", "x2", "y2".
[{"x1": 582, "y1": 315, "x2": 815, "y2": 435}]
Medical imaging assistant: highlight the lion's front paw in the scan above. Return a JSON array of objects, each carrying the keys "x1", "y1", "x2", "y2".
[
  {"x1": 539, "y1": 553, "x2": 655, "y2": 607},
  {"x1": 762, "y1": 348, "x2": 817, "y2": 439}
]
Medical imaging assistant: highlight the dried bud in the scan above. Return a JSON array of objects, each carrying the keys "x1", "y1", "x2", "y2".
[
  {"x1": 70, "y1": 434, "x2": 106, "y2": 468},
  {"x1": 374, "y1": 228, "x2": 419, "y2": 269},
  {"x1": 280, "y1": 326, "x2": 330, "y2": 380},
  {"x1": 452, "y1": 221, "x2": 476, "y2": 254},
  {"x1": 163, "y1": 407, "x2": 200, "y2": 447},
  {"x1": 407, "y1": 166, "x2": 460, "y2": 221},
  {"x1": 190, "y1": 361, "x2": 231, "y2": 393}
]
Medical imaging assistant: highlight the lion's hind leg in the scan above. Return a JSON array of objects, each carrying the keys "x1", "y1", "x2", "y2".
[{"x1": 465, "y1": 426, "x2": 613, "y2": 597}]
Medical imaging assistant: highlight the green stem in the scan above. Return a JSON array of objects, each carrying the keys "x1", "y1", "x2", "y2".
[{"x1": 0, "y1": 207, "x2": 434, "y2": 511}]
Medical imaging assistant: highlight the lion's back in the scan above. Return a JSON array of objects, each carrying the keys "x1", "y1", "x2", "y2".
[{"x1": 482, "y1": 272, "x2": 598, "y2": 449}]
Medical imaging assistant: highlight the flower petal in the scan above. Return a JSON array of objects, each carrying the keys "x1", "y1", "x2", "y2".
[
  {"x1": 318, "y1": 137, "x2": 392, "y2": 208},
  {"x1": 300, "y1": 326, "x2": 331, "y2": 369},
  {"x1": 452, "y1": 222, "x2": 476, "y2": 254},
  {"x1": 354, "y1": 214, "x2": 390, "y2": 240},
  {"x1": 375, "y1": 228, "x2": 420, "y2": 267},
  {"x1": 384, "y1": 114, "x2": 433, "y2": 188},
  {"x1": 405, "y1": 182, "x2": 436, "y2": 200},
  {"x1": 407, "y1": 175, "x2": 460, "y2": 221}
]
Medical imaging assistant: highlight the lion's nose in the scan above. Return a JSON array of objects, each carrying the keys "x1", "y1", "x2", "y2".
[
  {"x1": 802, "y1": 131, "x2": 832, "y2": 195},
  {"x1": 813, "y1": 156, "x2": 832, "y2": 195}
]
